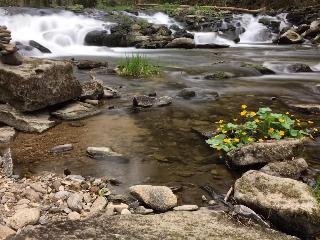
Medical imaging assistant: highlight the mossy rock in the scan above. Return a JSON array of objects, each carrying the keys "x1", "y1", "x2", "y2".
[
  {"x1": 204, "y1": 71, "x2": 230, "y2": 80},
  {"x1": 241, "y1": 63, "x2": 275, "y2": 75}
]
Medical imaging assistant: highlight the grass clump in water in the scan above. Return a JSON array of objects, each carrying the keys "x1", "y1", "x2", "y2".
[{"x1": 118, "y1": 55, "x2": 160, "y2": 77}]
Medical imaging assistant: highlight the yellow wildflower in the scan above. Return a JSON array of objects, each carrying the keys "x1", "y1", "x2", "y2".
[
  {"x1": 222, "y1": 130, "x2": 227, "y2": 134},
  {"x1": 248, "y1": 137, "x2": 254, "y2": 142},
  {"x1": 258, "y1": 138, "x2": 264, "y2": 142},
  {"x1": 254, "y1": 118, "x2": 260, "y2": 123},
  {"x1": 279, "y1": 118, "x2": 285, "y2": 123},
  {"x1": 218, "y1": 120, "x2": 224, "y2": 124},
  {"x1": 279, "y1": 130, "x2": 285, "y2": 136},
  {"x1": 297, "y1": 123, "x2": 301, "y2": 126},
  {"x1": 220, "y1": 124, "x2": 224, "y2": 128},
  {"x1": 250, "y1": 112, "x2": 257, "y2": 117},
  {"x1": 234, "y1": 138, "x2": 240, "y2": 143},
  {"x1": 285, "y1": 112, "x2": 290, "y2": 115},
  {"x1": 217, "y1": 128, "x2": 221, "y2": 131},
  {"x1": 268, "y1": 128, "x2": 274, "y2": 133},
  {"x1": 242, "y1": 132, "x2": 247, "y2": 135},
  {"x1": 296, "y1": 119, "x2": 300, "y2": 123},
  {"x1": 241, "y1": 104, "x2": 247, "y2": 109},
  {"x1": 314, "y1": 128, "x2": 318, "y2": 132},
  {"x1": 240, "y1": 110, "x2": 247, "y2": 116},
  {"x1": 223, "y1": 138, "x2": 231, "y2": 143},
  {"x1": 308, "y1": 121, "x2": 314, "y2": 124}
]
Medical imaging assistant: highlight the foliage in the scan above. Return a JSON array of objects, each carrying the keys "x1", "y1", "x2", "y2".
[
  {"x1": 206, "y1": 105, "x2": 314, "y2": 153},
  {"x1": 314, "y1": 177, "x2": 320, "y2": 203},
  {"x1": 118, "y1": 54, "x2": 160, "y2": 77}
]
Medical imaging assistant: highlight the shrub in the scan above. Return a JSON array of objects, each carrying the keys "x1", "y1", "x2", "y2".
[
  {"x1": 118, "y1": 55, "x2": 160, "y2": 77},
  {"x1": 206, "y1": 105, "x2": 315, "y2": 153}
]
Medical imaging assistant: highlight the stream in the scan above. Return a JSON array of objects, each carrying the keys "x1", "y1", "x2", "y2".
[{"x1": 1, "y1": 7, "x2": 320, "y2": 204}]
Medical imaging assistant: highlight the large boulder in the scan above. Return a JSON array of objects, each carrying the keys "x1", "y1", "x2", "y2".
[
  {"x1": 275, "y1": 30, "x2": 304, "y2": 44},
  {"x1": 0, "y1": 57, "x2": 82, "y2": 112},
  {"x1": 260, "y1": 158, "x2": 308, "y2": 179},
  {"x1": 227, "y1": 139, "x2": 306, "y2": 167},
  {"x1": 9, "y1": 208, "x2": 40, "y2": 230},
  {"x1": 129, "y1": 185, "x2": 177, "y2": 212},
  {"x1": 234, "y1": 170, "x2": 320, "y2": 237},
  {"x1": 0, "y1": 104, "x2": 56, "y2": 133}
]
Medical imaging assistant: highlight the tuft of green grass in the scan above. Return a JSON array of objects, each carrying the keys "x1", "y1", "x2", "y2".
[{"x1": 118, "y1": 55, "x2": 160, "y2": 77}]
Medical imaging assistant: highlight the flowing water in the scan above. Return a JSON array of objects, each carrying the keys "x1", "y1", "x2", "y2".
[{"x1": 1, "y1": 8, "x2": 320, "y2": 203}]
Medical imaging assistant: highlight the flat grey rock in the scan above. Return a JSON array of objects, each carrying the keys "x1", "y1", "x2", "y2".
[{"x1": 51, "y1": 102, "x2": 101, "y2": 120}]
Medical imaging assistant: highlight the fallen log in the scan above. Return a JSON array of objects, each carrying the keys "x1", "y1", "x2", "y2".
[{"x1": 137, "y1": 4, "x2": 266, "y2": 14}]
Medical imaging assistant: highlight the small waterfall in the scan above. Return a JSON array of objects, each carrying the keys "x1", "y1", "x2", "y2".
[
  {"x1": 0, "y1": 10, "x2": 112, "y2": 56},
  {"x1": 194, "y1": 32, "x2": 235, "y2": 46}
]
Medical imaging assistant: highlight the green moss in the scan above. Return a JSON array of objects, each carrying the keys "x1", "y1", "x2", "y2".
[{"x1": 241, "y1": 63, "x2": 275, "y2": 75}]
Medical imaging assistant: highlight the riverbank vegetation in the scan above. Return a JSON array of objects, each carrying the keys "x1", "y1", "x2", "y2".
[
  {"x1": 206, "y1": 106, "x2": 312, "y2": 153},
  {"x1": 118, "y1": 55, "x2": 160, "y2": 77}
]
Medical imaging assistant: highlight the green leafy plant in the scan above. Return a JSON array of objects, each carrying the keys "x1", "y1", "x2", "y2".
[
  {"x1": 118, "y1": 54, "x2": 160, "y2": 77},
  {"x1": 313, "y1": 177, "x2": 320, "y2": 203},
  {"x1": 206, "y1": 105, "x2": 315, "y2": 153}
]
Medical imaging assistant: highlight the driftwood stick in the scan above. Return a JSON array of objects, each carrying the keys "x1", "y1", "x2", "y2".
[{"x1": 137, "y1": 4, "x2": 266, "y2": 14}]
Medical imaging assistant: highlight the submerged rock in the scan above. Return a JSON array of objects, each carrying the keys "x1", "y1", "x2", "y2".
[
  {"x1": 51, "y1": 102, "x2": 101, "y2": 120},
  {"x1": 29, "y1": 40, "x2": 51, "y2": 53},
  {"x1": 0, "y1": 104, "x2": 56, "y2": 133},
  {"x1": 0, "y1": 126, "x2": 16, "y2": 143},
  {"x1": 129, "y1": 185, "x2": 177, "y2": 212},
  {"x1": 260, "y1": 158, "x2": 308, "y2": 179},
  {"x1": 227, "y1": 139, "x2": 306, "y2": 167},
  {"x1": 241, "y1": 63, "x2": 275, "y2": 75},
  {"x1": 234, "y1": 170, "x2": 320, "y2": 237},
  {"x1": 275, "y1": 30, "x2": 304, "y2": 44},
  {"x1": 286, "y1": 63, "x2": 313, "y2": 73},
  {"x1": 177, "y1": 88, "x2": 196, "y2": 99},
  {"x1": 87, "y1": 147, "x2": 122, "y2": 158},
  {"x1": 0, "y1": 57, "x2": 82, "y2": 112}
]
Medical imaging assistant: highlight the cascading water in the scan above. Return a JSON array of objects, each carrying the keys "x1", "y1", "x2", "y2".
[{"x1": 0, "y1": 10, "x2": 113, "y2": 56}]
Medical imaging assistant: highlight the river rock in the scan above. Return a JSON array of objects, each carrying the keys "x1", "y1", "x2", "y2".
[
  {"x1": 0, "y1": 126, "x2": 16, "y2": 143},
  {"x1": 29, "y1": 40, "x2": 51, "y2": 53},
  {"x1": 23, "y1": 188, "x2": 41, "y2": 202},
  {"x1": 51, "y1": 102, "x2": 101, "y2": 120},
  {"x1": 50, "y1": 144, "x2": 73, "y2": 153},
  {"x1": 54, "y1": 190, "x2": 71, "y2": 201},
  {"x1": 234, "y1": 170, "x2": 320, "y2": 237},
  {"x1": 0, "y1": 104, "x2": 56, "y2": 133},
  {"x1": 134, "y1": 206, "x2": 154, "y2": 215},
  {"x1": 177, "y1": 88, "x2": 196, "y2": 99},
  {"x1": 67, "y1": 193, "x2": 83, "y2": 212},
  {"x1": 133, "y1": 95, "x2": 172, "y2": 108},
  {"x1": 0, "y1": 148, "x2": 13, "y2": 177},
  {"x1": 89, "y1": 196, "x2": 107, "y2": 216},
  {"x1": 87, "y1": 147, "x2": 122, "y2": 158},
  {"x1": 275, "y1": 30, "x2": 304, "y2": 44},
  {"x1": 286, "y1": 63, "x2": 313, "y2": 73},
  {"x1": 0, "y1": 224, "x2": 15, "y2": 239},
  {"x1": 76, "y1": 60, "x2": 108, "y2": 70},
  {"x1": 241, "y1": 63, "x2": 275, "y2": 75},
  {"x1": 129, "y1": 185, "x2": 177, "y2": 212},
  {"x1": 68, "y1": 211, "x2": 81, "y2": 221},
  {"x1": 0, "y1": 51, "x2": 22, "y2": 66},
  {"x1": 0, "y1": 57, "x2": 82, "y2": 112},
  {"x1": 81, "y1": 81, "x2": 104, "y2": 100},
  {"x1": 9, "y1": 208, "x2": 40, "y2": 230},
  {"x1": 227, "y1": 138, "x2": 305, "y2": 167},
  {"x1": 173, "y1": 205, "x2": 199, "y2": 211},
  {"x1": 260, "y1": 158, "x2": 308, "y2": 179},
  {"x1": 166, "y1": 37, "x2": 195, "y2": 49},
  {"x1": 30, "y1": 183, "x2": 47, "y2": 194},
  {"x1": 285, "y1": 103, "x2": 320, "y2": 114}
]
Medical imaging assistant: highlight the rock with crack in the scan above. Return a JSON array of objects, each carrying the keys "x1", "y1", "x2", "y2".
[
  {"x1": 51, "y1": 102, "x2": 101, "y2": 120},
  {"x1": 129, "y1": 185, "x2": 177, "y2": 212},
  {"x1": 227, "y1": 138, "x2": 306, "y2": 167},
  {"x1": 260, "y1": 158, "x2": 308, "y2": 179},
  {"x1": 0, "y1": 126, "x2": 16, "y2": 143},
  {"x1": 0, "y1": 104, "x2": 56, "y2": 133},
  {"x1": 133, "y1": 95, "x2": 172, "y2": 108},
  {"x1": 233, "y1": 170, "x2": 320, "y2": 238},
  {"x1": 0, "y1": 57, "x2": 82, "y2": 112}
]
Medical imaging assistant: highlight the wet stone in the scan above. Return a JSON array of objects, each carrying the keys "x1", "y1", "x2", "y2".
[{"x1": 50, "y1": 144, "x2": 73, "y2": 153}]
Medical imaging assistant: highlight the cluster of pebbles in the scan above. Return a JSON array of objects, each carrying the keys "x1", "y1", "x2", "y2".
[{"x1": 0, "y1": 25, "x2": 22, "y2": 66}]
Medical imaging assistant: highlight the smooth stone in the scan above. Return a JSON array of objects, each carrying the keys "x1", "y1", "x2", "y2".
[
  {"x1": 30, "y1": 183, "x2": 47, "y2": 194},
  {"x1": 173, "y1": 205, "x2": 199, "y2": 211},
  {"x1": 0, "y1": 126, "x2": 16, "y2": 143},
  {"x1": 9, "y1": 208, "x2": 40, "y2": 230},
  {"x1": 0, "y1": 104, "x2": 56, "y2": 133},
  {"x1": 51, "y1": 101, "x2": 101, "y2": 120},
  {"x1": 87, "y1": 147, "x2": 122, "y2": 158},
  {"x1": 76, "y1": 60, "x2": 107, "y2": 70},
  {"x1": 121, "y1": 209, "x2": 131, "y2": 215},
  {"x1": 177, "y1": 88, "x2": 196, "y2": 99},
  {"x1": 0, "y1": 224, "x2": 16, "y2": 239},
  {"x1": 129, "y1": 185, "x2": 177, "y2": 212},
  {"x1": 67, "y1": 193, "x2": 83, "y2": 212},
  {"x1": 89, "y1": 196, "x2": 107, "y2": 216},
  {"x1": 134, "y1": 206, "x2": 154, "y2": 215},
  {"x1": 166, "y1": 37, "x2": 195, "y2": 49},
  {"x1": 50, "y1": 144, "x2": 73, "y2": 153},
  {"x1": 107, "y1": 202, "x2": 128, "y2": 213},
  {"x1": 68, "y1": 211, "x2": 81, "y2": 221}
]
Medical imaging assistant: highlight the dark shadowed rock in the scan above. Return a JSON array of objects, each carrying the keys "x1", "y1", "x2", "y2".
[
  {"x1": 286, "y1": 63, "x2": 313, "y2": 73},
  {"x1": 227, "y1": 138, "x2": 306, "y2": 167},
  {"x1": 196, "y1": 43, "x2": 230, "y2": 49},
  {"x1": 133, "y1": 95, "x2": 172, "y2": 108},
  {"x1": 0, "y1": 104, "x2": 56, "y2": 133},
  {"x1": 166, "y1": 38, "x2": 195, "y2": 49},
  {"x1": 29, "y1": 40, "x2": 51, "y2": 53},
  {"x1": 0, "y1": 57, "x2": 82, "y2": 112},
  {"x1": 76, "y1": 60, "x2": 107, "y2": 70},
  {"x1": 234, "y1": 170, "x2": 320, "y2": 238},
  {"x1": 129, "y1": 185, "x2": 177, "y2": 212},
  {"x1": 241, "y1": 63, "x2": 275, "y2": 75},
  {"x1": 0, "y1": 52, "x2": 22, "y2": 66},
  {"x1": 260, "y1": 158, "x2": 308, "y2": 179},
  {"x1": 177, "y1": 88, "x2": 196, "y2": 99}
]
